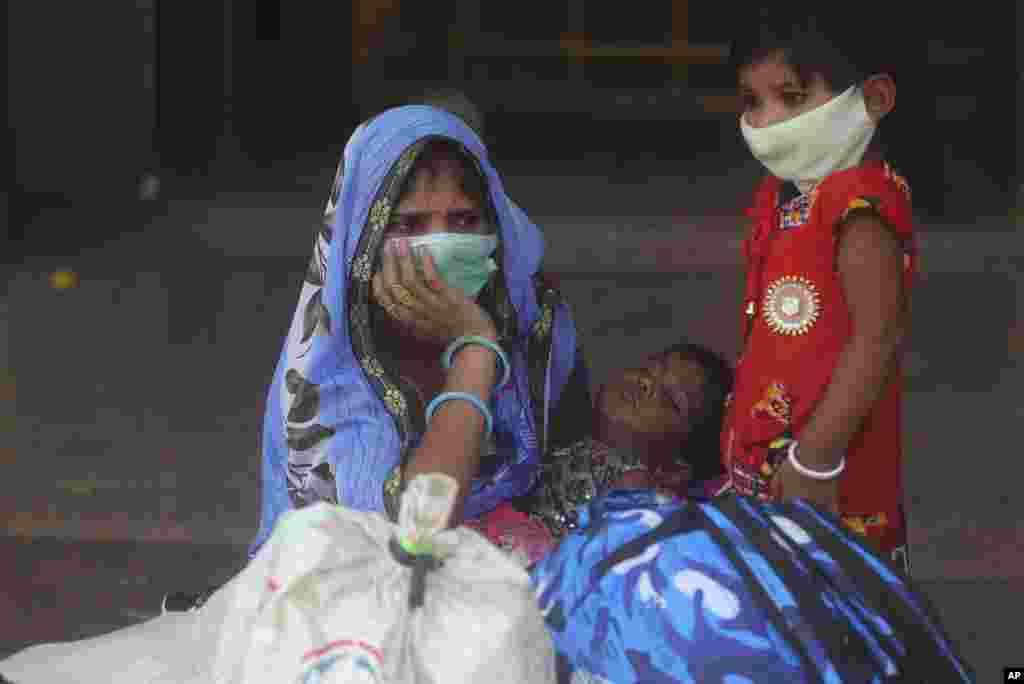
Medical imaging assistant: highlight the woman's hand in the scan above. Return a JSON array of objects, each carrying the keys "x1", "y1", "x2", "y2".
[{"x1": 372, "y1": 237, "x2": 497, "y2": 345}]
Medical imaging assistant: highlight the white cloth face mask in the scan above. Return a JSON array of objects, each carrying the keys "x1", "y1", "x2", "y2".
[{"x1": 740, "y1": 85, "x2": 877, "y2": 192}]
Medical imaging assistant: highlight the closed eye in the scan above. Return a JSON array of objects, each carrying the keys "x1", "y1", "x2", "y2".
[{"x1": 663, "y1": 385, "x2": 690, "y2": 415}]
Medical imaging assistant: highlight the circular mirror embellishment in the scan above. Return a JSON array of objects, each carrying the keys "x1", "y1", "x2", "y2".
[{"x1": 762, "y1": 275, "x2": 821, "y2": 336}]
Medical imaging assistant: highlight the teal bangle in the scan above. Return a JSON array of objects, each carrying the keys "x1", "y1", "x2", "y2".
[
  {"x1": 442, "y1": 335, "x2": 511, "y2": 390},
  {"x1": 425, "y1": 391, "x2": 493, "y2": 437}
]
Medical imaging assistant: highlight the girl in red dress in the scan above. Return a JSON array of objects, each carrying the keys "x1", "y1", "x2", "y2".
[{"x1": 722, "y1": 5, "x2": 916, "y2": 572}]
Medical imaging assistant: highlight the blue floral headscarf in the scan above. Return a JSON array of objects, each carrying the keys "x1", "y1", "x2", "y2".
[{"x1": 250, "y1": 106, "x2": 580, "y2": 556}]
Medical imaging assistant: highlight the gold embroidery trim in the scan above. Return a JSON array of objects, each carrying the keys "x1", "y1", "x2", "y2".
[
  {"x1": 368, "y1": 198, "x2": 392, "y2": 234},
  {"x1": 532, "y1": 304, "x2": 553, "y2": 339}
]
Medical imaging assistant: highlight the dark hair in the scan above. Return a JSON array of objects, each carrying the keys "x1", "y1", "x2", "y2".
[
  {"x1": 729, "y1": 5, "x2": 893, "y2": 92},
  {"x1": 396, "y1": 137, "x2": 490, "y2": 212},
  {"x1": 661, "y1": 341, "x2": 734, "y2": 481}
]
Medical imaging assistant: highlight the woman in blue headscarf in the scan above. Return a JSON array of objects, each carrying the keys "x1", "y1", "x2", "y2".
[
  {"x1": 246, "y1": 104, "x2": 591, "y2": 555},
  {"x1": 160, "y1": 103, "x2": 591, "y2": 611}
]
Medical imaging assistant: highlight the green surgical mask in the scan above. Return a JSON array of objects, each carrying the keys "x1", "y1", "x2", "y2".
[{"x1": 407, "y1": 232, "x2": 499, "y2": 298}]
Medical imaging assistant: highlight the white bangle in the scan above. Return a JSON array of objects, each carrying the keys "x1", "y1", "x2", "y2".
[{"x1": 787, "y1": 441, "x2": 845, "y2": 481}]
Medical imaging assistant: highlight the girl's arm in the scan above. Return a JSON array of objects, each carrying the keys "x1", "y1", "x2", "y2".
[{"x1": 795, "y1": 212, "x2": 909, "y2": 471}]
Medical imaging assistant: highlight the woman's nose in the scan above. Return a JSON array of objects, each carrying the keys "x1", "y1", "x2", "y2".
[{"x1": 423, "y1": 214, "x2": 450, "y2": 235}]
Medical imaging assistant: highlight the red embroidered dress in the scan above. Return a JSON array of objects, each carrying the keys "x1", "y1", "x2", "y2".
[{"x1": 721, "y1": 160, "x2": 916, "y2": 555}]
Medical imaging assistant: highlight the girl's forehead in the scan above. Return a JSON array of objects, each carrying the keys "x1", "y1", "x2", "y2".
[{"x1": 739, "y1": 53, "x2": 801, "y2": 87}]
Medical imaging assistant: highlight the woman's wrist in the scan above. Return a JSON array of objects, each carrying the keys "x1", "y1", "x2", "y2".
[
  {"x1": 454, "y1": 322, "x2": 498, "y2": 343},
  {"x1": 444, "y1": 332, "x2": 511, "y2": 391},
  {"x1": 451, "y1": 343, "x2": 499, "y2": 367},
  {"x1": 445, "y1": 343, "x2": 499, "y2": 394}
]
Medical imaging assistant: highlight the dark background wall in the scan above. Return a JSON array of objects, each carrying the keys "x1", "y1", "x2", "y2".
[
  {"x1": 8, "y1": 1, "x2": 1019, "y2": 254},
  {"x1": 1018, "y1": 16, "x2": 1023, "y2": 202},
  {"x1": 7, "y1": 0, "x2": 356, "y2": 254},
  {"x1": 154, "y1": 2, "x2": 224, "y2": 175},
  {"x1": 9, "y1": 1, "x2": 155, "y2": 215}
]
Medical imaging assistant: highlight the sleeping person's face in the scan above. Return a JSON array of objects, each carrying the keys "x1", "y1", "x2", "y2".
[{"x1": 594, "y1": 349, "x2": 708, "y2": 459}]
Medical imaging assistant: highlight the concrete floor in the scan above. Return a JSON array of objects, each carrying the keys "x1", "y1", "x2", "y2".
[{"x1": 3, "y1": 149, "x2": 1022, "y2": 677}]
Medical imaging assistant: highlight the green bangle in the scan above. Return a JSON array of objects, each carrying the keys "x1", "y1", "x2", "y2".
[{"x1": 442, "y1": 335, "x2": 511, "y2": 390}]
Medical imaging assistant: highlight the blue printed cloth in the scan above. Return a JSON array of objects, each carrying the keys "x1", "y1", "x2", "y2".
[{"x1": 530, "y1": 491, "x2": 972, "y2": 683}]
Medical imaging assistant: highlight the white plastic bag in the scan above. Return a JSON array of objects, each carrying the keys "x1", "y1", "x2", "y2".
[{"x1": 207, "y1": 473, "x2": 556, "y2": 684}]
